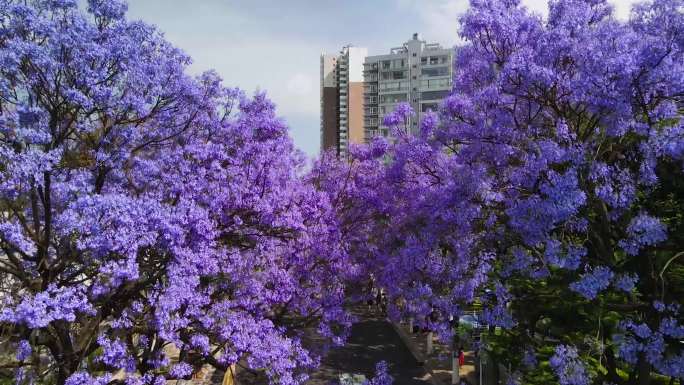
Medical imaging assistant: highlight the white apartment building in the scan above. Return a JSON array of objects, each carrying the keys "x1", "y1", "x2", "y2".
[
  {"x1": 363, "y1": 33, "x2": 452, "y2": 139},
  {"x1": 320, "y1": 34, "x2": 453, "y2": 155}
]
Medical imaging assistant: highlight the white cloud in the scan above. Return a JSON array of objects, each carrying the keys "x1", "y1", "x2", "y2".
[
  {"x1": 397, "y1": 0, "x2": 468, "y2": 46},
  {"x1": 521, "y1": 0, "x2": 637, "y2": 19},
  {"x1": 157, "y1": 33, "x2": 321, "y2": 118},
  {"x1": 126, "y1": 1, "x2": 322, "y2": 138},
  {"x1": 402, "y1": 0, "x2": 641, "y2": 48},
  {"x1": 286, "y1": 73, "x2": 315, "y2": 96}
]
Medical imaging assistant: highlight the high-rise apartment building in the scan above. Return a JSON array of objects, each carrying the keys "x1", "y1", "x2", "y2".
[
  {"x1": 320, "y1": 34, "x2": 452, "y2": 155},
  {"x1": 320, "y1": 46, "x2": 368, "y2": 156},
  {"x1": 363, "y1": 33, "x2": 452, "y2": 139}
]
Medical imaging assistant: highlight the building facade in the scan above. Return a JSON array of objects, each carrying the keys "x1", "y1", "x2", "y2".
[
  {"x1": 363, "y1": 33, "x2": 452, "y2": 139},
  {"x1": 320, "y1": 34, "x2": 452, "y2": 155},
  {"x1": 320, "y1": 46, "x2": 368, "y2": 156}
]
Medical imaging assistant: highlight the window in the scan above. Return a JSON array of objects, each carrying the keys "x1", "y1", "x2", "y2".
[
  {"x1": 429, "y1": 56, "x2": 439, "y2": 65},
  {"x1": 412, "y1": 53, "x2": 417, "y2": 57},
  {"x1": 421, "y1": 67, "x2": 449, "y2": 77},
  {"x1": 379, "y1": 81, "x2": 406, "y2": 91},
  {"x1": 382, "y1": 72, "x2": 391, "y2": 80},
  {"x1": 421, "y1": 78, "x2": 451, "y2": 89},
  {"x1": 422, "y1": 103, "x2": 438, "y2": 112},
  {"x1": 379, "y1": 93, "x2": 408, "y2": 103},
  {"x1": 392, "y1": 71, "x2": 407, "y2": 80},
  {"x1": 381, "y1": 60, "x2": 391, "y2": 69},
  {"x1": 421, "y1": 90, "x2": 450, "y2": 100},
  {"x1": 420, "y1": 57, "x2": 427, "y2": 65}
]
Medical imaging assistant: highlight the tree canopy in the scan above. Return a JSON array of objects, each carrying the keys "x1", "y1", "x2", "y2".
[{"x1": 0, "y1": 1, "x2": 353, "y2": 384}]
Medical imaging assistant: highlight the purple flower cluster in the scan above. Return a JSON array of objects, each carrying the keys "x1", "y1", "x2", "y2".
[
  {"x1": 615, "y1": 303, "x2": 684, "y2": 378},
  {"x1": 522, "y1": 348, "x2": 537, "y2": 369},
  {"x1": 364, "y1": 361, "x2": 393, "y2": 385},
  {"x1": 618, "y1": 213, "x2": 667, "y2": 256},
  {"x1": 382, "y1": 102, "x2": 414, "y2": 133},
  {"x1": 64, "y1": 373, "x2": 112, "y2": 385},
  {"x1": 0, "y1": 285, "x2": 93, "y2": 328},
  {"x1": 95, "y1": 336, "x2": 136, "y2": 372},
  {"x1": 613, "y1": 273, "x2": 638, "y2": 293},
  {"x1": 569, "y1": 266, "x2": 614, "y2": 300},
  {"x1": 15, "y1": 340, "x2": 31, "y2": 361},
  {"x1": 544, "y1": 239, "x2": 584, "y2": 271},
  {"x1": 169, "y1": 363, "x2": 193, "y2": 379},
  {"x1": 549, "y1": 345, "x2": 590, "y2": 385},
  {"x1": 481, "y1": 283, "x2": 517, "y2": 329}
]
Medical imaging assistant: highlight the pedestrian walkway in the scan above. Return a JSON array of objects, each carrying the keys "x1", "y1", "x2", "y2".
[
  {"x1": 391, "y1": 322, "x2": 478, "y2": 385},
  {"x1": 184, "y1": 307, "x2": 445, "y2": 385},
  {"x1": 305, "y1": 307, "x2": 432, "y2": 385}
]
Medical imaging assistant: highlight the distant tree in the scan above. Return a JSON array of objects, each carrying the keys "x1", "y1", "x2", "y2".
[{"x1": 0, "y1": 1, "x2": 351, "y2": 384}]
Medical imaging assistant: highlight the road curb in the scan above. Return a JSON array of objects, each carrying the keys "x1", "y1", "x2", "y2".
[{"x1": 389, "y1": 321, "x2": 443, "y2": 385}]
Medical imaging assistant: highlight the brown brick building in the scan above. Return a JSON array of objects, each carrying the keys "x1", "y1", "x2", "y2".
[{"x1": 320, "y1": 46, "x2": 367, "y2": 157}]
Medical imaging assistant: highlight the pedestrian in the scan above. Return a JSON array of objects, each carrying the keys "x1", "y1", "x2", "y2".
[
  {"x1": 458, "y1": 346, "x2": 465, "y2": 367},
  {"x1": 375, "y1": 288, "x2": 383, "y2": 313},
  {"x1": 367, "y1": 280, "x2": 376, "y2": 310}
]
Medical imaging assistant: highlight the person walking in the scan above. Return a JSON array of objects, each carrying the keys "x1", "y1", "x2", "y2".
[{"x1": 452, "y1": 347, "x2": 463, "y2": 385}]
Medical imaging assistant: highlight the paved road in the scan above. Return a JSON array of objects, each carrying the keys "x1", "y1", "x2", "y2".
[{"x1": 306, "y1": 309, "x2": 431, "y2": 385}]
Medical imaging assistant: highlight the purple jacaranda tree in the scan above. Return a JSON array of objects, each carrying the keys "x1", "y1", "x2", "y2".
[
  {"x1": 311, "y1": 110, "x2": 493, "y2": 343},
  {"x1": 388, "y1": 0, "x2": 684, "y2": 383},
  {"x1": 0, "y1": 1, "x2": 353, "y2": 384},
  {"x1": 315, "y1": 0, "x2": 684, "y2": 383}
]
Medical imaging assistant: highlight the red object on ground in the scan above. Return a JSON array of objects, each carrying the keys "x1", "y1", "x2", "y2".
[{"x1": 458, "y1": 351, "x2": 465, "y2": 367}]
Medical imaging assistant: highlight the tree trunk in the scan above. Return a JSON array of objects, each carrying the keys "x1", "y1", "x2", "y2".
[
  {"x1": 604, "y1": 346, "x2": 624, "y2": 385},
  {"x1": 636, "y1": 353, "x2": 651, "y2": 385},
  {"x1": 487, "y1": 325, "x2": 500, "y2": 385},
  {"x1": 57, "y1": 366, "x2": 73, "y2": 385}
]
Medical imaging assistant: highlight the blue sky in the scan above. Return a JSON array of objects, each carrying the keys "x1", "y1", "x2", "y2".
[{"x1": 124, "y1": 0, "x2": 637, "y2": 159}]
